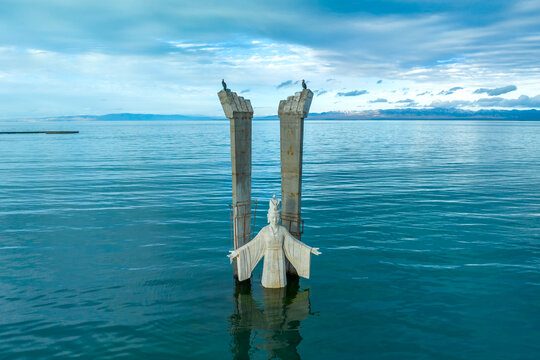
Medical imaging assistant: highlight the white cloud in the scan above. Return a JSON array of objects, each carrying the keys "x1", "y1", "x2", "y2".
[{"x1": 429, "y1": 94, "x2": 540, "y2": 109}]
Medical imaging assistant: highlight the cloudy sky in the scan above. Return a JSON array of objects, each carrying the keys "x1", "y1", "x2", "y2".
[{"x1": 0, "y1": 0, "x2": 539, "y2": 118}]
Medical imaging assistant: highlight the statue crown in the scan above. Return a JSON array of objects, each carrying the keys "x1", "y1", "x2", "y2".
[{"x1": 269, "y1": 194, "x2": 280, "y2": 213}]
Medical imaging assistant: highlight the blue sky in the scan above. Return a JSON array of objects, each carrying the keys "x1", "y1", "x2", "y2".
[{"x1": 0, "y1": 0, "x2": 539, "y2": 118}]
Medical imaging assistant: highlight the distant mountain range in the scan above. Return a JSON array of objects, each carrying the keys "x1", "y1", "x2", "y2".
[
  {"x1": 20, "y1": 108, "x2": 540, "y2": 121},
  {"x1": 263, "y1": 108, "x2": 540, "y2": 120}
]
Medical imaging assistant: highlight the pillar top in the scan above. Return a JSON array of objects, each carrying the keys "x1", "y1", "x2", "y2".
[
  {"x1": 218, "y1": 89, "x2": 253, "y2": 119},
  {"x1": 278, "y1": 89, "x2": 313, "y2": 118}
]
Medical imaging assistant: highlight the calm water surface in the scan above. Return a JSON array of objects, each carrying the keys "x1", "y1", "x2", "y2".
[{"x1": 0, "y1": 120, "x2": 539, "y2": 359}]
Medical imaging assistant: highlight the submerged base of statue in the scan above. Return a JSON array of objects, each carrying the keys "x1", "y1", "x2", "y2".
[{"x1": 230, "y1": 276, "x2": 312, "y2": 359}]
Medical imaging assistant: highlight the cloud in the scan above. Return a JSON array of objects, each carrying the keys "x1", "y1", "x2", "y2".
[
  {"x1": 0, "y1": 38, "x2": 336, "y2": 117},
  {"x1": 377, "y1": 80, "x2": 382, "y2": 84},
  {"x1": 474, "y1": 85, "x2": 517, "y2": 96},
  {"x1": 476, "y1": 94, "x2": 540, "y2": 107},
  {"x1": 0, "y1": 2, "x2": 538, "y2": 81},
  {"x1": 395, "y1": 99, "x2": 418, "y2": 106},
  {"x1": 313, "y1": 89, "x2": 327, "y2": 96},
  {"x1": 438, "y1": 86, "x2": 463, "y2": 95},
  {"x1": 429, "y1": 94, "x2": 540, "y2": 108},
  {"x1": 337, "y1": 90, "x2": 368, "y2": 97},
  {"x1": 0, "y1": 1, "x2": 531, "y2": 76},
  {"x1": 417, "y1": 91, "x2": 430, "y2": 96},
  {"x1": 277, "y1": 80, "x2": 293, "y2": 89},
  {"x1": 240, "y1": 89, "x2": 250, "y2": 93},
  {"x1": 0, "y1": 1, "x2": 539, "y2": 117},
  {"x1": 429, "y1": 99, "x2": 473, "y2": 108},
  {"x1": 369, "y1": 98, "x2": 388, "y2": 103}
]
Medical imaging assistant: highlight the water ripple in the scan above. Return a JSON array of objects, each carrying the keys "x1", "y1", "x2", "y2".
[{"x1": 1, "y1": 120, "x2": 539, "y2": 359}]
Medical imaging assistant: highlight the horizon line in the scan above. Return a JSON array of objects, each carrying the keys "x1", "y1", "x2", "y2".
[{"x1": 2, "y1": 107, "x2": 540, "y2": 121}]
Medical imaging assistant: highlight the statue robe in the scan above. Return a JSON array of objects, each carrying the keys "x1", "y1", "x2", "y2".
[{"x1": 235, "y1": 225, "x2": 312, "y2": 288}]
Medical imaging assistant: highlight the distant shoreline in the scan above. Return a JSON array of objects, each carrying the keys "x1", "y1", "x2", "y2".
[{"x1": 2, "y1": 108, "x2": 539, "y2": 122}]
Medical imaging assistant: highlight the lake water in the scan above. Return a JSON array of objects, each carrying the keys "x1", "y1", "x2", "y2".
[{"x1": 0, "y1": 119, "x2": 539, "y2": 359}]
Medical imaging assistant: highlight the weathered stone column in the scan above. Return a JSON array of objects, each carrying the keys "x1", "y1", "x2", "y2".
[
  {"x1": 278, "y1": 89, "x2": 313, "y2": 276},
  {"x1": 218, "y1": 89, "x2": 254, "y2": 279}
]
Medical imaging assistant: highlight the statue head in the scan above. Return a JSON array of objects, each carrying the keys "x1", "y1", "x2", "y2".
[{"x1": 267, "y1": 194, "x2": 281, "y2": 225}]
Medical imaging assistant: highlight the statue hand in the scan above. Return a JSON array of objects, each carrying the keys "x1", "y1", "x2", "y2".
[
  {"x1": 311, "y1": 248, "x2": 321, "y2": 255},
  {"x1": 227, "y1": 250, "x2": 239, "y2": 263}
]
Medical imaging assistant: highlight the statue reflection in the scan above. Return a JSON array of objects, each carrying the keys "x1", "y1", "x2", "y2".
[{"x1": 229, "y1": 277, "x2": 312, "y2": 359}]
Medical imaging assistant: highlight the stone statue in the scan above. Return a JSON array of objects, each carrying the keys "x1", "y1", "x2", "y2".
[
  {"x1": 222, "y1": 79, "x2": 228, "y2": 91},
  {"x1": 227, "y1": 195, "x2": 321, "y2": 288},
  {"x1": 302, "y1": 79, "x2": 307, "y2": 90}
]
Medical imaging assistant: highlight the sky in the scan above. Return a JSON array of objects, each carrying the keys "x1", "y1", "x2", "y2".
[{"x1": 0, "y1": 0, "x2": 539, "y2": 118}]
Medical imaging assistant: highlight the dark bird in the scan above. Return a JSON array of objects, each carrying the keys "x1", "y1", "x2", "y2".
[
  {"x1": 222, "y1": 79, "x2": 228, "y2": 91},
  {"x1": 302, "y1": 79, "x2": 307, "y2": 90}
]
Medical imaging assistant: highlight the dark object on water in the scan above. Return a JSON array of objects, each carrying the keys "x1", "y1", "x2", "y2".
[
  {"x1": 0, "y1": 131, "x2": 79, "y2": 134},
  {"x1": 222, "y1": 79, "x2": 228, "y2": 91},
  {"x1": 302, "y1": 80, "x2": 307, "y2": 90}
]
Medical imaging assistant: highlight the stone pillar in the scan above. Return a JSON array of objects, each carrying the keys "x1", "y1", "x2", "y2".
[
  {"x1": 218, "y1": 89, "x2": 254, "y2": 279},
  {"x1": 278, "y1": 89, "x2": 313, "y2": 276}
]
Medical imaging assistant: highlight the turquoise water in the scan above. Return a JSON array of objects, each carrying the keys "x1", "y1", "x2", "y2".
[{"x1": 0, "y1": 120, "x2": 539, "y2": 359}]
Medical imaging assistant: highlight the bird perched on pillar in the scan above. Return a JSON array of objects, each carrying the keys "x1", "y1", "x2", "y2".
[
  {"x1": 222, "y1": 79, "x2": 228, "y2": 91},
  {"x1": 302, "y1": 79, "x2": 307, "y2": 90}
]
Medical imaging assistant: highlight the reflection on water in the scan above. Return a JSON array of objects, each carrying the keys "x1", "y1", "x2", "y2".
[{"x1": 230, "y1": 278, "x2": 312, "y2": 359}]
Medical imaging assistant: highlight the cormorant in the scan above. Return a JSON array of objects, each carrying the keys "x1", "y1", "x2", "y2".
[
  {"x1": 302, "y1": 79, "x2": 307, "y2": 90},
  {"x1": 222, "y1": 79, "x2": 228, "y2": 91}
]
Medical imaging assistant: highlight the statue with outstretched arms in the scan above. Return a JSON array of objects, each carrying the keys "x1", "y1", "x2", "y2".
[{"x1": 228, "y1": 195, "x2": 321, "y2": 288}]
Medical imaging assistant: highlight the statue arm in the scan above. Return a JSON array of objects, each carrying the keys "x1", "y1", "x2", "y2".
[
  {"x1": 283, "y1": 228, "x2": 321, "y2": 255},
  {"x1": 227, "y1": 230, "x2": 266, "y2": 282},
  {"x1": 227, "y1": 249, "x2": 239, "y2": 263},
  {"x1": 227, "y1": 231, "x2": 264, "y2": 262},
  {"x1": 282, "y1": 228, "x2": 320, "y2": 279}
]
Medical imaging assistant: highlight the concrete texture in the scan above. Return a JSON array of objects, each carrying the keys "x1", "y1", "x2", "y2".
[
  {"x1": 278, "y1": 89, "x2": 313, "y2": 276},
  {"x1": 218, "y1": 89, "x2": 254, "y2": 278}
]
